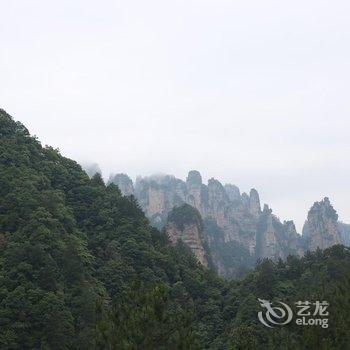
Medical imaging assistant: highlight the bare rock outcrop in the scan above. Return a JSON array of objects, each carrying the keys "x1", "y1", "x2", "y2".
[
  {"x1": 127, "y1": 170, "x2": 305, "y2": 276},
  {"x1": 108, "y1": 173, "x2": 134, "y2": 196},
  {"x1": 224, "y1": 184, "x2": 241, "y2": 204},
  {"x1": 134, "y1": 175, "x2": 186, "y2": 228},
  {"x1": 338, "y1": 222, "x2": 350, "y2": 247},
  {"x1": 166, "y1": 204, "x2": 208, "y2": 266},
  {"x1": 302, "y1": 197, "x2": 342, "y2": 251},
  {"x1": 109, "y1": 170, "x2": 350, "y2": 277},
  {"x1": 249, "y1": 189, "x2": 261, "y2": 218}
]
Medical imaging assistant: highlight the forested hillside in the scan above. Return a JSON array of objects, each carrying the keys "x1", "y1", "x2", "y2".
[
  {"x1": 0, "y1": 109, "x2": 349, "y2": 349},
  {"x1": 0, "y1": 109, "x2": 225, "y2": 349}
]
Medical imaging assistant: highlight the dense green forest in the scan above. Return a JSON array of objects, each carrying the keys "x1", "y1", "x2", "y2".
[{"x1": 0, "y1": 109, "x2": 349, "y2": 349}]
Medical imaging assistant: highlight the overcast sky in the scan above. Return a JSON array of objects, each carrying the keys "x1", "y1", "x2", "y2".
[{"x1": 1, "y1": 0, "x2": 350, "y2": 231}]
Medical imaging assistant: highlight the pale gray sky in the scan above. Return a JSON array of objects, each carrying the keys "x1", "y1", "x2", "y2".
[{"x1": 1, "y1": 0, "x2": 350, "y2": 231}]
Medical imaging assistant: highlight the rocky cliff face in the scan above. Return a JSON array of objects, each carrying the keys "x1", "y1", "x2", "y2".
[
  {"x1": 132, "y1": 175, "x2": 186, "y2": 228},
  {"x1": 166, "y1": 204, "x2": 208, "y2": 266},
  {"x1": 114, "y1": 170, "x2": 305, "y2": 276},
  {"x1": 256, "y1": 206, "x2": 303, "y2": 260},
  {"x1": 108, "y1": 173, "x2": 134, "y2": 196},
  {"x1": 109, "y1": 171, "x2": 349, "y2": 276},
  {"x1": 302, "y1": 197, "x2": 342, "y2": 251},
  {"x1": 338, "y1": 222, "x2": 350, "y2": 247}
]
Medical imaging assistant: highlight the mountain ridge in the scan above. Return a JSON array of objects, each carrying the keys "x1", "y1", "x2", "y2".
[{"x1": 108, "y1": 171, "x2": 349, "y2": 277}]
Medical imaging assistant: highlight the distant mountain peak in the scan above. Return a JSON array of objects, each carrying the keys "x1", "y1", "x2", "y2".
[{"x1": 303, "y1": 197, "x2": 342, "y2": 251}]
